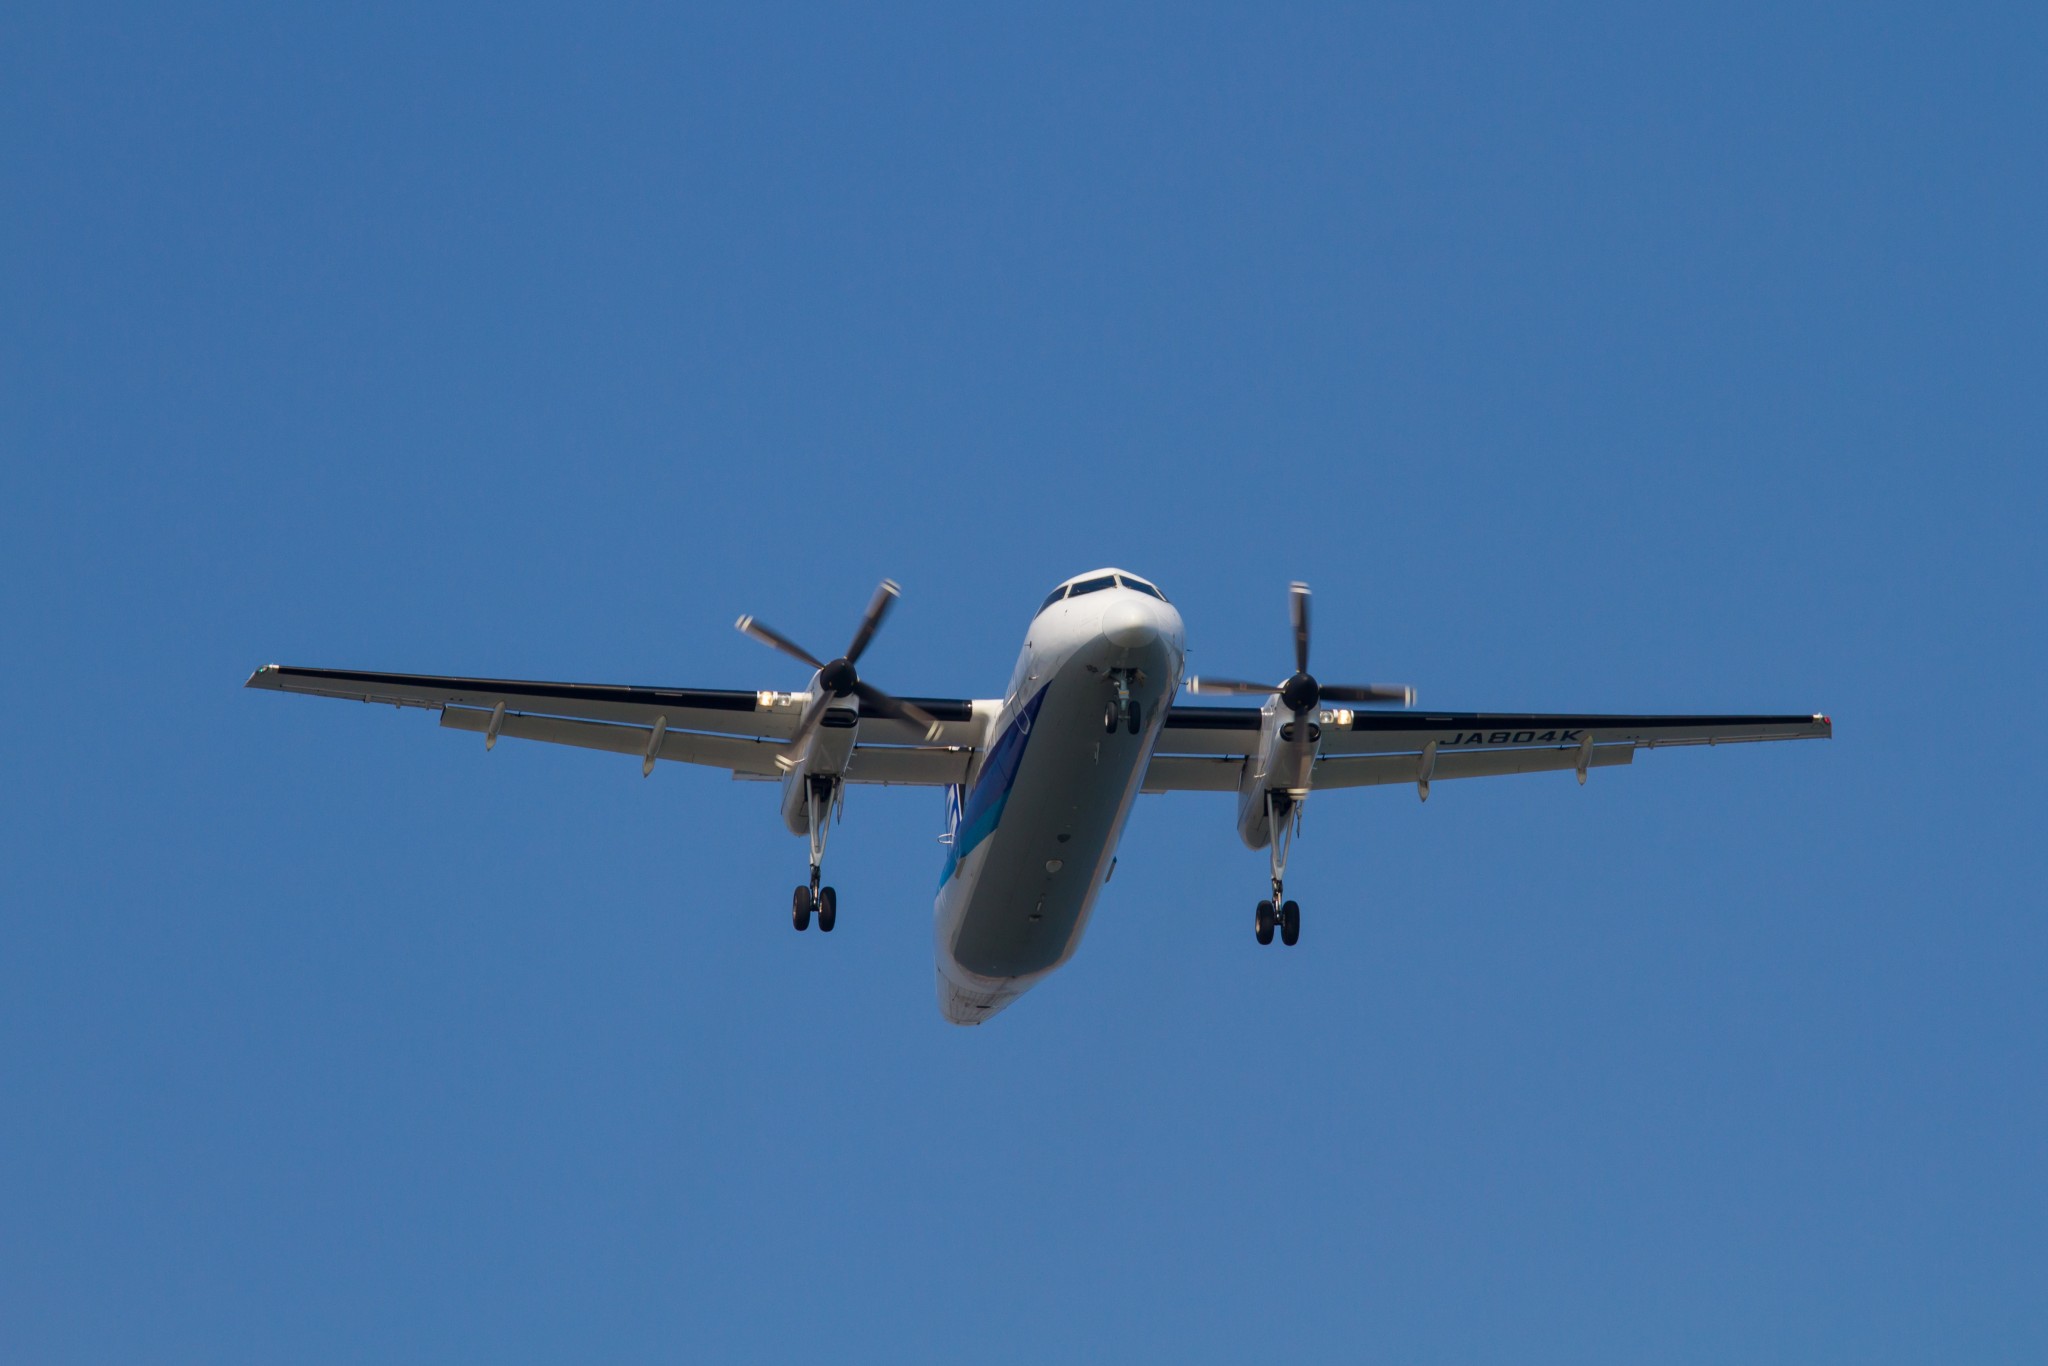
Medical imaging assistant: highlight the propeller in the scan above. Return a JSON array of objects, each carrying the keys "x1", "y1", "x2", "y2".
[
  {"x1": 1186, "y1": 581, "x2": 1415, "y2": 716},
  {"x1": 736, "y1": 579, "x2": 942, "y2": 769}
]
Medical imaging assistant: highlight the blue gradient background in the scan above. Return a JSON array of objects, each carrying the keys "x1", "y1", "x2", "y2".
[{"x1": 3, "y1": 6, "x2": 2042, "y2": 1362}]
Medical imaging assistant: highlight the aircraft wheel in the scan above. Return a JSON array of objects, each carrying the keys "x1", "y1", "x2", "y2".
[
  {"x1": 817, "y1": 885, "x2": 837, "y2": 933},
  {"x1": 1104, "y1": 700, "x2": 1121, "y2": 734},
  {"x1": 792, "y1": 884, "x2": 813, "y2": 932},
  {"x1": 1280, "y1": 900, "x2": 1300, "y2": 947},
  {"x1": 1126, "y1": 699, "x2": 1142, "y2": 734},
  {"x1": 1255, "y1": 900, "x2": 1275, "y2": 945}
]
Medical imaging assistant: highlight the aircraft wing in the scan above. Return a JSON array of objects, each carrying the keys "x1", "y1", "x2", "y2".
[
  {"x1": 245, "y1": 664, "x2": 982, "y2": 783},
  {"x1": 1143, "y1": 706, "x2": 1831, "y2": 794}
]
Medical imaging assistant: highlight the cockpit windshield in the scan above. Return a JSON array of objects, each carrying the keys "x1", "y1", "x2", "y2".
[
  {"x1": 1039, "y1": 573, "x2": 1170, "y2": 614},
  {"x1": 1117, "y1": 575, "x2": 1167, "y2": 602}
]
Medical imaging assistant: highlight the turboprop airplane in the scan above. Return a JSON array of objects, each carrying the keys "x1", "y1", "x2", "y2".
[{"x1": 246, "y1": 570, "x2": 1830, "y2": 1023}]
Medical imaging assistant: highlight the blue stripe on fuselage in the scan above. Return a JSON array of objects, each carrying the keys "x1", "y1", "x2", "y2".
[{"x1": 939, "y1": 685, "x2": 1048, "y2": 886}]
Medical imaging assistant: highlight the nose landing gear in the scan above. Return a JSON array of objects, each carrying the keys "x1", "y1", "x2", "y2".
[{"x1": 1102, "y1": 669, "x2": 1143, "y2": 734}]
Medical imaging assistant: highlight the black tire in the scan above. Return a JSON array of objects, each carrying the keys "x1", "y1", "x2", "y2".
[
  {"x1": 1126, "y1": 699, "x2": 1142, "y2": 734},
  {"x1": 817, "y1": 886, "x2": 837, "y2": 933},
  {"x1": 1255, "y1": 899, "x2": 1275, "y2": 945},
  {"x1": 1279, "y1": 900, "x2": 1300, "y2": 947},
  {"x1": 792, "y1": 884, "x2": 813, "y2": 932},
  {"x1": 1104, "y1": 700, "x2": 1121, "y2": 734}
]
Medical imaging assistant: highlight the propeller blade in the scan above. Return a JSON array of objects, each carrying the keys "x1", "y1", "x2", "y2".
[
  {"x1": 853, "y1": 681, "x2": 943, "y2": 742},
  {"x1": 1186, "y1": 676, "x2": 1280, "y2": 696},
  {"x1": 775, "y1": 691, "x2": 832, "y2": 771},
  {"x1": 735, "y1": 615, "x2": 826, "y2": 670},
  {"x1": 843, "y1": 579, "x2": 900, "y2": 665},
  {"x1": 1289, "y1": 582, "x2": 1311, "y2": 677},
  {"x1": 1319, "y1": 683, "x2": 1416, "y2": 706}
]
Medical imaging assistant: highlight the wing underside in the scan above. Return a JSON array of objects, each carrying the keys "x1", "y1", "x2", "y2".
[
  {"x1": 250, "y1": 666, "x2": 1829, "y2": 794},
  {"x1": 1144, "y1": 706, "x2": 1831, "y2": 793},
  {"x1": 246, "y1": 665, "x2": 981, "y2": 784}
]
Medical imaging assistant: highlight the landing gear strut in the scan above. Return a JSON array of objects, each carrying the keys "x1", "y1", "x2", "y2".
[
  {"x1": 1254, "y1": 791, "x2": 1303, "y2": 947},
  {"x1": 1102, "y1": 669, "x2": 1142, "y2": 735},
  {"x1": 793, "y1": 776, "x2": 840, "y2": 933}
]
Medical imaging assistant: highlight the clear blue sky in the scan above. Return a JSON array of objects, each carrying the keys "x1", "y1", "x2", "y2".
[{"x1": 3, "y1": 5, "x2": 2042, "y2": 1362}]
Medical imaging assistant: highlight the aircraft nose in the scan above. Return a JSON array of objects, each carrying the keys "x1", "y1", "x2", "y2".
[{"x1": 1101, "y1": 597, "x2": 1161, "y2": 648}]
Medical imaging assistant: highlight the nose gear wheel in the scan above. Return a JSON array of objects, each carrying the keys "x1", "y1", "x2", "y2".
[{"x1": 1102, "y1": 669, "x2": 1143, "y2": 734}]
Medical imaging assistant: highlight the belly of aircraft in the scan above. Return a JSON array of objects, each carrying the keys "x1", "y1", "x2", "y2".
[
  {"x1": 935, "y1": 642, "x2": 1173, "y2": 1022},
  {"x1": 948, "y1": 707, "x2": 1127, "y2": 980}
]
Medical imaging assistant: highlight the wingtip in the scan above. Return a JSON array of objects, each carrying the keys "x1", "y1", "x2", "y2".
[{"x1": 244, "y1": 663, "x2": 281, "y2": 689}]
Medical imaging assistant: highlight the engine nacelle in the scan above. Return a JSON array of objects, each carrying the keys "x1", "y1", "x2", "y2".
[
  {"x1": 1234, "y1": 696, "x2": 1326, "y2": 849},
  {"x1": 779, "y1": 701, "x2": 861, "y2": 834}
]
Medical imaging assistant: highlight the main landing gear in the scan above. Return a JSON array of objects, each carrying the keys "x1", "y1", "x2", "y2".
[
  {"x1": 1254, "y1": 899, "x2": 1300, "y2": 947},
  {"x1": 793, "y1": 775, "x2": 840, "y2": 933},
  {"x1": 1254, "y1": 791, "x2": 1303, "y2": 947},
  {"x1": 793, "y1": 881, "x2": 836, "y2": 933}
]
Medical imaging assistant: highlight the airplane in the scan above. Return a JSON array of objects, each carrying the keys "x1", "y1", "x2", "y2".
[{"x1": 246, "y1": 569, "x2": 1831, "y2": 1024}]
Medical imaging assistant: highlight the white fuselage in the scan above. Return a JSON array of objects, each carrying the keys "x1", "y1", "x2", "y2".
[{"x1": 933, "y1": 576, "x2": 1185, "y2": 1023}]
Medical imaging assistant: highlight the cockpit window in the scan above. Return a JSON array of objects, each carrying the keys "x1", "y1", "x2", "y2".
[
  {"x1": 1067, "y1": 574, "x2": 1118, "y2": 599},
  {"x1": 1038, "y1": 586, "x2": 1068, "y2": 613},
  {"x1": 1117, "y1": 575, "x2": 1167, "y2": 602}
]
